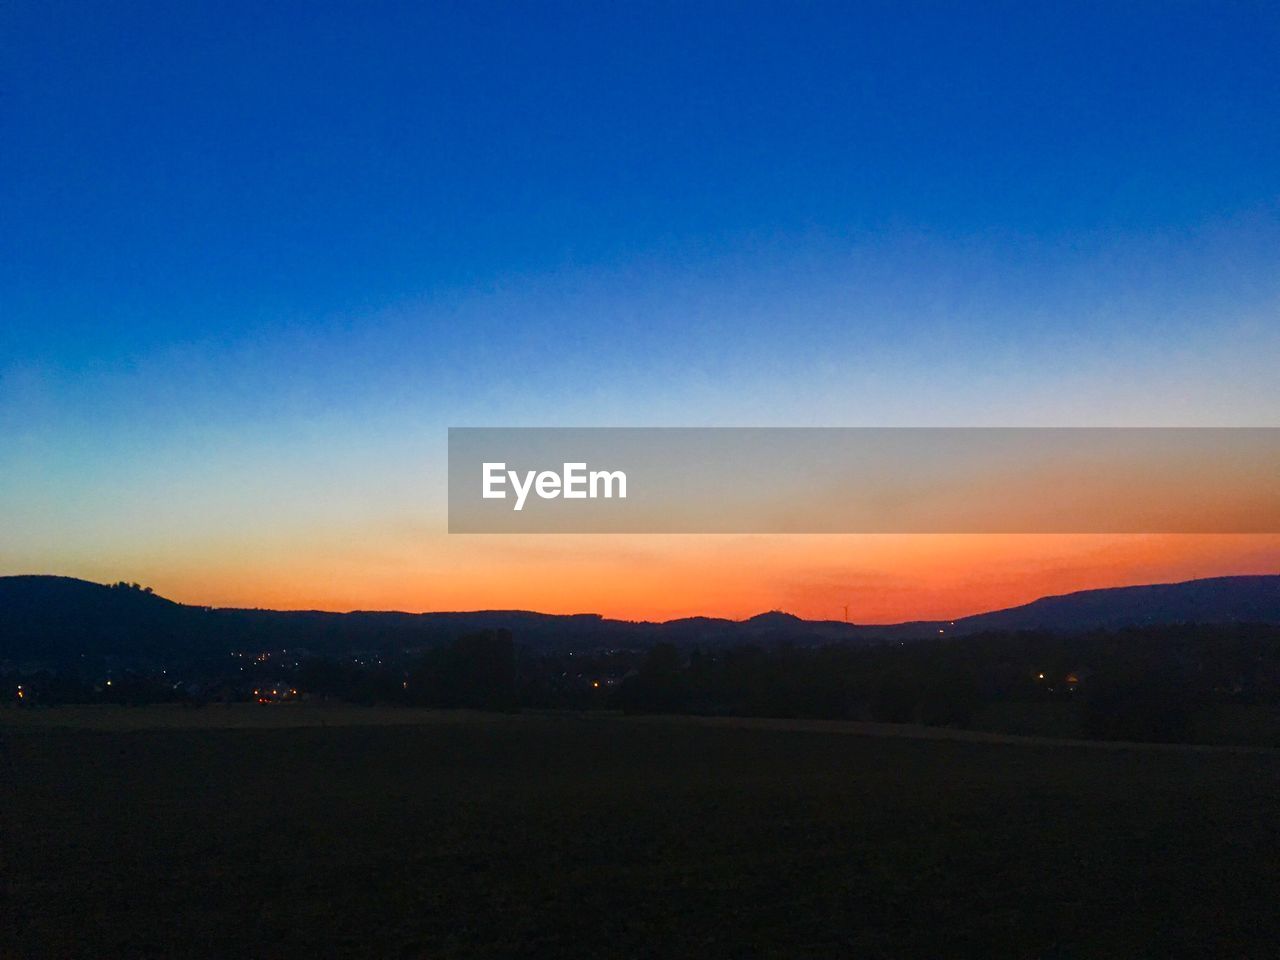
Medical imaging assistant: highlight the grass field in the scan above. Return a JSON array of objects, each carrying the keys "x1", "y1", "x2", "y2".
[{"x1": 3, "y1": 706, "x2": 1279, "y2": 959}]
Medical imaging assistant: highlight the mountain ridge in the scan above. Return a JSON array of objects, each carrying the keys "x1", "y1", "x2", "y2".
[{"x1": 1, "y1": 573, "x2": 1277, "y2": 663}]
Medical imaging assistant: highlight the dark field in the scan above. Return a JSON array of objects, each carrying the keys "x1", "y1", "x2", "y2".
[{"x1": 3, "y1": 708, "x2": 1279, "y2": 959}]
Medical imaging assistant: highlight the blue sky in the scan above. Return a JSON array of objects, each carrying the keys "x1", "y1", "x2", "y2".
[
  {"x1": 1, "y1": 1, "x2": 1278, "y2": 613},
  {"x1": 5, "y1": 1, "x2": 1278, "y2": 360}
]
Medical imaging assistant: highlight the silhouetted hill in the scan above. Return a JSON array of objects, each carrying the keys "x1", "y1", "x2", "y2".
[
  {"x1": 0, "y1": 575, "x2": 209, "y2": 662},
  {"x1": 1, "y1": 573, "x2": 1276, "y2": 664},
  {"x1": 948, "y1": 575, "x2": 1280, "y2": 635}
]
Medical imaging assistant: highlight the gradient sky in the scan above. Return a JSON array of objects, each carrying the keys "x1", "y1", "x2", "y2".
[{"x1": 2, "y1": 1, "x2": 1278, "y2": 620}]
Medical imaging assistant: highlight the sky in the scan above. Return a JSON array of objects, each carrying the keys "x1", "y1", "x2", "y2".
[{"x1": 2, "y1": 1, "x2": 1278, "y2": 621}]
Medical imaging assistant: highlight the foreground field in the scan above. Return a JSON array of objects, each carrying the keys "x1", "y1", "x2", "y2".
[{"x1": 3, "y1": 707, "x2": 1279, "y2": 958}]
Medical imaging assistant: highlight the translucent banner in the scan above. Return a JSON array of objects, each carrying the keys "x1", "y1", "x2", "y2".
[{"x1": 448, "y1": 428, "x2": 1280, "y2": 533}]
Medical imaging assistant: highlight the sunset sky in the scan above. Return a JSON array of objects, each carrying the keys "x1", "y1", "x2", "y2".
[{"x1": 2, "y1": 2, "x2": 1278, "y2": 621}]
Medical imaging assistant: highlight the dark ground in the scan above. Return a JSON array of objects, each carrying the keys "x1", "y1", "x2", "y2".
[{"x1": 2, "y1": 707, "x2": 1279, "y2": 959}]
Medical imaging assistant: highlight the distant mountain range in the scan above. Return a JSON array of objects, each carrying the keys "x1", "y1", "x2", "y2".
[{"x1": 0, "y1": 573, "x2": 1277, "y2": 664}]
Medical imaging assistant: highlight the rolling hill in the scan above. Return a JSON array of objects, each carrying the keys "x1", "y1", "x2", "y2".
[{"x1": 0, "y1": 573, "x2": 1277, "y2": 664}]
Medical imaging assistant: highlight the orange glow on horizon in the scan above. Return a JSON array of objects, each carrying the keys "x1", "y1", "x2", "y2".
[{"x1": 76, "y1": 532, "x2": 1280, "y2": 625}]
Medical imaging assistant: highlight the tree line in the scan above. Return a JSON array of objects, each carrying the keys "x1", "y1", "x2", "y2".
[{"x1": 8, "y1": 623, "x2": 1280, "y2": 744}]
